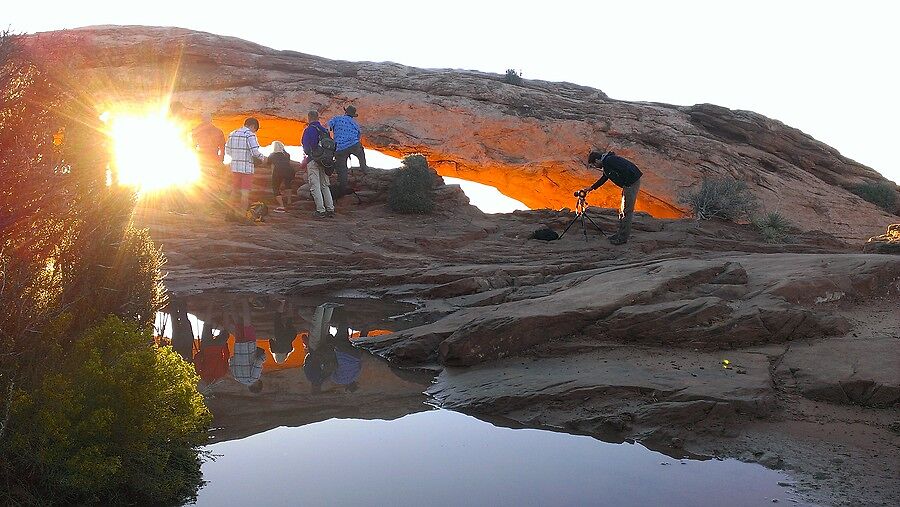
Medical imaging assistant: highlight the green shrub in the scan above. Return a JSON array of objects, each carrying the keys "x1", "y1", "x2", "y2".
[
  {"x1": 753, "y1": 211, "x2": 793, "y2": 243},
  {"x1": 504, "y1": 68, "x2": 523, "y2": 86},
  {"x1": 678, "y1": 176, "x2": 758, "y2": 221},
  {"x1": 4, "y1": 316, "x2": 211, "y2": 506},
  {"x1": 852, "y1": 181, "x2": 897, "y2": 212},
  {"x1": 388, "y1": 154, "x2": 436, "y2": 214}
]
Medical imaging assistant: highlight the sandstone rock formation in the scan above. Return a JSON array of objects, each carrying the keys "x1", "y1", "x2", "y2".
[{"x1": 25, "y1": 26, "x2": 899, "y2": 240}]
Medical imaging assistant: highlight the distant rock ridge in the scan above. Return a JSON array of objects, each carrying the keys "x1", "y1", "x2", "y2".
[{"x1": 24, "y1": 25, "x2": 899, "y2": 239}]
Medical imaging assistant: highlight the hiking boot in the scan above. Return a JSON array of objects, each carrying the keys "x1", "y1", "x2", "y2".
[
  {"x1": 325, "y1": 210, "x2": 336, "y2": 218},
  {"x1": 314, "y1": 211, "x2": 327, "y2": 219},
  {"x1": 608, "y1": 234, "x2": 628, "y2": 245}
]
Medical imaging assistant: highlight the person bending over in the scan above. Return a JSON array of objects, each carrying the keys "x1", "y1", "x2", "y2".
[{"x1": 577, "y1": 150, "x2": 643, "y2": 245}]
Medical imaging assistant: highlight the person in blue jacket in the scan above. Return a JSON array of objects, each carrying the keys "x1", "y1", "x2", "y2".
[{"x1": 327, "y1": 105, "x2": 368, "y2": 198}]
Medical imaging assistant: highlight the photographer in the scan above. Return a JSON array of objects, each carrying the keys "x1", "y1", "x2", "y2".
[{"x1": 577, "y1": 150, "x2": 643, "y2": 245}]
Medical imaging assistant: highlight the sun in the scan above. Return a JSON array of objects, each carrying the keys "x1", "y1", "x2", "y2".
[{"x1": 107, "y1": 108, "x2": 201, "y2": 193}]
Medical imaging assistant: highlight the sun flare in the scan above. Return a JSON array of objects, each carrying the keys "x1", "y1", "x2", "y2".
[{"x1": 107, "y1": 108, "x2": 201, "y2": 193}]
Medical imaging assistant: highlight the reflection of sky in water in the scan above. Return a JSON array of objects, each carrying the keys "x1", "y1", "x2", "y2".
[
  {"x1": 195, "y1": 410, "x2": 806, "y2": 507},
  {"x1": 253, "y1": 144, "x2": 528, "y2": 214},
  {"x1": 154, "y1": 311, "x2": 204, "y2": 338},
  {"x1": 153, "y1": 311, "x2": 350, "y2": 342}
]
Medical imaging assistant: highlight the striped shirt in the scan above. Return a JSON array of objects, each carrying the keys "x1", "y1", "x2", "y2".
[
  {"x1": 225, "y1": 126, "x2": 265, "y2": 174},
  {"x1": 327, "y1": 115, "x2": 361, "y2": 151},
  {"x1": 229, "y1": 341, "x2": 264, "y2": 386}
]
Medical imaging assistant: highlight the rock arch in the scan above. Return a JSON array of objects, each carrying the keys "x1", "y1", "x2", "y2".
[{"x1": 25, "y1": 26, "x2": 898, "y2": 238}]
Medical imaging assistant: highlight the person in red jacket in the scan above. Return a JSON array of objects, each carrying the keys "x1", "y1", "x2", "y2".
[{"x1": 193, "y1": 306, "x2": 230, "y2": 386}]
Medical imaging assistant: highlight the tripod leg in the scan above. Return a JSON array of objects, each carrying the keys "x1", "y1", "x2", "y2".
[
  {"x1": 581, "y1": 215, "x2": 589, "y2": 241},
  {"x1": 557, "y1": 213, "x2": 581, "y2": 240},
  {"x1": 582, "y1": 212, "x2": 607, "y2": 237}
]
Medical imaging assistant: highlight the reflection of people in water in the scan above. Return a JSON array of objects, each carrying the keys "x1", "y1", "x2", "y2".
[
  {"x1": 270, "y1": 299, "x2": 297, "y2": 365},
  {"x1": 193, "y1": 303, "x2": 230, "y2": 386},
  {"x1": 228, "y1": 299, "x2": 265, "y2": 393},
  {"x1": 330, "y1": 314, "x2": 362, "y2": 392},
  {"x1": 168, "y1": 297, "x2": 195, "y2": 361},
  {"x1": 301, "y1": 303, "x2": 363, "y2": 393},
  {"x1": 302, "y1": 303, "x2": 340, "y2": 394}
]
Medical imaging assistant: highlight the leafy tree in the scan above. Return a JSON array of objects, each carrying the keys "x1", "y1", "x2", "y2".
[{"x1": 5, "y1": 317, "x2": 211, "y2": 505}]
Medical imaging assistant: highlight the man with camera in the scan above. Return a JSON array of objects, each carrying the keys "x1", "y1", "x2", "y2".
[{"x1": 577, "y1": 150, "x2": 643, "y2": 245}]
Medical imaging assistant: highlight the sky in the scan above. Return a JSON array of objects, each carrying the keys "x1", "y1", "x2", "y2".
[{"x1": 9, "y1": 1, "x2": 899, "y2": 183}]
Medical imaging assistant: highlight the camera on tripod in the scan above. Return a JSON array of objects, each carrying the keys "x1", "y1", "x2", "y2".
[{"x1": 558, "y1": 187, "x2": 606, "y2": 241}]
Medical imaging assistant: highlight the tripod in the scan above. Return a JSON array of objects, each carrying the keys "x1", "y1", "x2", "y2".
[{"x1": 558, "y1": 193, "x2": 606, "y2": 241}]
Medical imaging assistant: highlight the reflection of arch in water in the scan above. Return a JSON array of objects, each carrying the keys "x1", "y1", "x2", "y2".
[
  {"x1": 355, "y1": 329, "x2": 393, "y2": 340},
  {"x1": 223, "y1": 332, "x2": 308, "y2": 373},
  {"x1": 156, "y1": 293, "x2": 418, "y2": 378}
]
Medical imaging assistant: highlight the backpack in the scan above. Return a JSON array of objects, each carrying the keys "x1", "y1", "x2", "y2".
[
  {"x1": 530, "y1": 227, "x2": 560, "y2": 241},
  {"x1": 310, "y1": 125, "x2": 336, "y2": 175},
  {"x1": 245, "y1": 201, "x2": 269, "y2": 223}
]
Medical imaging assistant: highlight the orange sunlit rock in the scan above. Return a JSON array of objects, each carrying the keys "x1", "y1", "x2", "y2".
[
  {"x1": 213, "y1": 114, "x2": 305, "y2": 146},
  {"x1": 225, "y1": 333, "x2": 308, "y2": 372},
  {"x1": 363, "y1": 329, "x2": 394, "y2": 338}
]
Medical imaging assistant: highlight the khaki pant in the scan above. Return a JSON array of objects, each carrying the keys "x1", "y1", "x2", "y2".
[
  {"x1": 307, "y1": 160, "x2": 334, "y2": 213},
  {"x1": 617, "y1": 178, "x2": 641, "y2": 239}
]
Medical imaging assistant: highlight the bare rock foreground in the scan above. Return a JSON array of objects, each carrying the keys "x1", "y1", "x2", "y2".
[{"x1": 140, "y1": 170, "x2": 900, "y2": 507}]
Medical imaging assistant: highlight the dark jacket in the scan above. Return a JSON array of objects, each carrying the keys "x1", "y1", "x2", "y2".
[
  {"x1": 268, "y1": 151, "x2": 293, "y2": 176},
  {"x1": 589, "y1": 153, "x2": 642, "y2": 189},
  {"x1": 301, "y1": 121, "x2": 327, "y2": 156}
]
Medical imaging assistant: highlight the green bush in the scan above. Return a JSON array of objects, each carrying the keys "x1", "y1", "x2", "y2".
[
  {"x1": 678, "y1": 176, "x2": 758, "y2": 221},
  {"x1": 4, "y1": 316, "x2": 211, "y2": 505},
  {"x1": 388, "y1": 154, "x2": 436, "y2": 214},
  {"x1": 852, "y1": 181, "x2": 897, "y2": 212},
  {"x1": 753, "y1": 211, "x2": 793, "y2": 243},
  {"x1": 504, "y1": 68, "x2": 523, "y2": 86}
]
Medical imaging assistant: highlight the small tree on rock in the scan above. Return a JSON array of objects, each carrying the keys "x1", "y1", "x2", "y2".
[
  {"x1": 852, "y1": 181, "x2": 897, "y2": 213},
  {"x1": 504, "y1": 68, "x2": 523, "y2": 86},
  {"x1": 678, "y1": 176, "x2": 758, "y2": 221},
  {"x1": 388, "y1": 154, "x2": 436, "y2": 214}
]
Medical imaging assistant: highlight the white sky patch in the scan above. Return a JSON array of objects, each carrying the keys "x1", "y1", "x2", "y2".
[
  {"x1": 154, "y1": 312, "x2": 204, "y2": 338},
  {"x1": 258, "y1": 146, "x2": 527, "y2": 213},
  {"x1": 443, "y1": 177, "x2": 528, "y2": 214}
]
